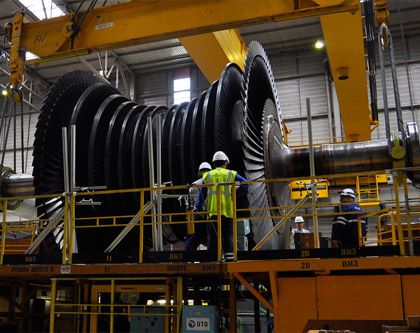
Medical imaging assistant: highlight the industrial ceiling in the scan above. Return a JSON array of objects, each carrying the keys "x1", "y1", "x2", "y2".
[{"x1": 0, "y1": 0, "x2": 419, "y2": 86}]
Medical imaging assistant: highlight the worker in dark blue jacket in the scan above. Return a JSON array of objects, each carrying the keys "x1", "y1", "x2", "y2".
[{"x1": 331, "y1": 188, "x2": 367, "y2": 248}]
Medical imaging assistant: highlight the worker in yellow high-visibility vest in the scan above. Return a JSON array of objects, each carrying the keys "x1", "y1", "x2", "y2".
[{"x1": 195, "y1": 151, "x2": 248, "y2": 261}]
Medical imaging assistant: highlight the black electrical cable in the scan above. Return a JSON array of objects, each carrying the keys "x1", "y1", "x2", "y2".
[
  {"x1": 0, "y1": 95, "x2": 8, "y2": 170},
  {"x1": 363, "y1": 0, "x2": 378, "y2": 122},
  {"x1": 20, "y1": 90, "x2": 24, "y2": 173},
  {"x1": 71, "y1": 0, "x2": 86, "y2": 22},
  {"x1": 78, "y1": 0, "x2": 98, "y2": 29},
  {"x1": 1, "y1": 95, "x2": 13, "y2": 170},
  {"x1": 13, "y1": 92, "x2": 16, "y2": 171}
]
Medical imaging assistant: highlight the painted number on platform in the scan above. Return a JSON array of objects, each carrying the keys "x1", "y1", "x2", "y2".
[
  {"x1": 300, "y1": 261, "x2": 310, "y2": 270},
  {"x1": 342, "y1": 259, "x2": 358, "y2": 268},
  {"x1": 170, "y1": 253, "x2": 183, "y2": 260},
  {"x1": 341, "y1": 248, "x2": 357, "y2": 256},
  {"x1": 300, "y1": 250, "x2": 310, "y2": 258}
]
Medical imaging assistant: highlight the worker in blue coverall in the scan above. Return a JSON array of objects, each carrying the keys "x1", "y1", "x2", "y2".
[
  {"x1": 331, "y1": 188, "x2": 367, "y2": 248},
  {"x1": 184, "y1": 162, "x2": 212, "y2": 251},
  {"x1": 195, "y1": 151, "x2": 248, "y2": 261}
]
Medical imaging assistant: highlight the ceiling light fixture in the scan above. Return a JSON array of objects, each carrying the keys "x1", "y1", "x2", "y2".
[{"x1": 315, "y1": 40, "x2": 325, "y2": 49}]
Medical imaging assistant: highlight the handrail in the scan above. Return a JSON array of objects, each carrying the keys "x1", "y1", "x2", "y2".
[{"x1": 0, "y1": 171, "x2": 420, "y2": 263}]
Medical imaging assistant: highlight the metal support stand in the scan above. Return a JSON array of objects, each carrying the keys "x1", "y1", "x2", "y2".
[
  {"x1": 156, "y1": 114, "x2": 163, "y2": 250},
  {"x1": 252, "y1": 193, "x2": 310, "y2": 251},
  {"x1": 104, "y1": 201, "x2": 154, "y2": 253},
  {"x1": 306, "y1": 98, "x2": 319, "y2": 248},
  {"x1": 402, "y1": 174, "x2": 414, "y2": 255},
  {"x1": 392, "y1": 172, "x2": 406, "y2": 256},
  {"x1": 147, "y1": 116, "x2": 161, "y2": 251},
  {"x1": 69, "y1": 125, "x2": 78, "y2": 254},
  {"x1": 62, "y1": 127, "x2": 71, "y2": 262},
  {"x1": 105, "y1": 115, "x2": 166, "y2": 253}
]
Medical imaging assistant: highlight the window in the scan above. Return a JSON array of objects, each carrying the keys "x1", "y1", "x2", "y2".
[{"x1": 174, "y1": 68, "x2": 190, "y2": 104}]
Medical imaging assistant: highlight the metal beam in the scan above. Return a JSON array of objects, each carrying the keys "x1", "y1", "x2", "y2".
[
  {"x1": 321, "y1": 3, "x2": 371, "y2": 142},
  {"x1": 109, "y1": 50, "x2": 134, "y2": 76},
  {"x1": 233, "y1": 272, "x2": 273, "y2": 313},
  {"x1": 78, "y1": 57, "x2": 110, "y2": 84},
  {"x1": 179, "y1": 29, "x2": 247, "y2": 82},
  {"x1": 14, "y1": 0, "x2": 359, "y2": 63}
]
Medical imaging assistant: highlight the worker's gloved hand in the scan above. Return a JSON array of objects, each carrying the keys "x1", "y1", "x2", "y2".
[{"x1": 192, "y1": 207, "x2": 198, "y2": 212}]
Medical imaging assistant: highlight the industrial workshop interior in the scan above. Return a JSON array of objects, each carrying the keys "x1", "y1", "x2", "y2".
[{"x1": 1, "y1": 0, "x2": 420, "y2": 332}]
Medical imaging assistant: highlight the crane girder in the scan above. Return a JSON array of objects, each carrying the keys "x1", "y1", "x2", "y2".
[
  {"x1": 321, "y1": 2, "x2": 372, "y2": 142},
  {"x1": 8, "y1": 0, "x2": 359, "y2": 64}
]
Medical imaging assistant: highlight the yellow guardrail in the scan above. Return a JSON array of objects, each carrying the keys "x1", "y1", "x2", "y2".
[
  {"x1": 0, "y1": 169, "x2": 419, "y2": 263},
  {"x1": 49, "y1": 276, "x2": 183, "y2": 333},
  {"x1": 363, "y1": 211, "x2": 420, "y2": 250}
]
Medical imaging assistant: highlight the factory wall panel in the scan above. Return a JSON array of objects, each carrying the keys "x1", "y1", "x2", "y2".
[
  {"x1": 296, "y1": 52, "x2": 325, "y2": 75},
  {"x1": 286, "y1": 117, "x2": 331, "y2": 146},
  {"x1": 272, "y1": 50, "x2": 326, "y2": 119},
  {"x1": 277, "y1": 79, "x2": 301, "y2": 118},
  {"x1": 298, "y1": 75, "x2": 328, "y2": 116},
  {"x1": 137, "y1": 67, "x2": 210, "y2": 107},
  {"x1": 270, "y1": 49, "x2": 330, "y2": 146},
  {"x1": 137, "y1": 71, "x2": 169, "y2": 97},
  {"x1": 0, "y1": 100, "x2": 39, "y2": 176},
  {"x1": 270, "y1": 54, "x2": 298, "y2": 77},
  {"x1": 411, "y1": 63, "x2": 420, "y2": 105},
  {"x1": 191, "y1": 67, "x2": 210, "y2": 98},
  {"x1": 137, "y1": 71, "x2": 170, "y2": 106},
  {"x1": 408, "y1": 36, "x2": 420, "y2": 59}
]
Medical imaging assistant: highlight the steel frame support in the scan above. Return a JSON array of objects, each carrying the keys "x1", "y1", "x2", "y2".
[
  {"x1": 7, "y1": 0, "x2": 359, "y2": 86},
  {"x1": 49, "y1": 279, "x2": 57, "y2": 333},
  {"x1": 78, "y1": 57, "x2": 110, "y2": 84},
  {"x1": 228, "y1": 276, "x2": 237, "y2": 333},
  {"x1": 179, "y1": 29, "x2": 247, "y2": 83},
  {"x1": 320, "y1": 2, "x2": 371, "y2": 142},
  {"x1": 232, "y1": 272, "x2": 273, "y2": 313}
]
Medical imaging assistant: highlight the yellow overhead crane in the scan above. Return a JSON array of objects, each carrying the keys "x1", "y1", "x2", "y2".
[{"x1": 5, "y1": 0, "x2": 388, "y2": 142}]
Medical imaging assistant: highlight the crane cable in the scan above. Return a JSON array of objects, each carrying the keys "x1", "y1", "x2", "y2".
[
  {"x1": 0, "y1": 88, "x2": 24, "y2": 173},
  {"x1": 377, "y1": 23, "x2": 406, "y2": 156},
  {"x1": 68, "y1": 0, "x2": 99, "y2": 39}
]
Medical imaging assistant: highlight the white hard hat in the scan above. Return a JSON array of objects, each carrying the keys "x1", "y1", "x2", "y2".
[
  {"x1": 294, "y1": 216, "x2": 304, "y2": 223},
  {"x1": 212, "y1": 151, "x2": 230, "y2": 164},
  {"x1": 198, "y1": 162, "x2": 211, "y2": 172},
  {"x1": 340, "y1": 188, "x2": 355, "y2": 198}
]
